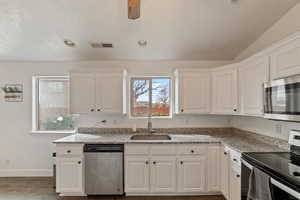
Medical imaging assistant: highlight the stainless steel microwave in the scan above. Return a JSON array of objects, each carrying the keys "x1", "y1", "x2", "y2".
[{"x1": 264, "y1": 75, "x2": 300, "y2": 122}]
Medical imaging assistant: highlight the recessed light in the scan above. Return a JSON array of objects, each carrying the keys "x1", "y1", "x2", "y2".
[
  {"x1": 138, "y1": 40, "x2": 147, "y2": 47},
  {"x1": 64, "y1": 39, "x2": 76, "y2": 47}
]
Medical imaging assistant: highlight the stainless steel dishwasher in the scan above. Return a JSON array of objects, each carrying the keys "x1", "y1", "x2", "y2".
[{"x1": 84, "y1": 144, "x2": 124, "y2": 195}]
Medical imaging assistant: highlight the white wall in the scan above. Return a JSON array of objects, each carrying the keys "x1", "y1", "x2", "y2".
[
  {"x1": 0, "y1": 60, "x2": 231, "y2": 177},
  {"x1": 236, "y1": 2, "x2": 300, "y2": 60}
]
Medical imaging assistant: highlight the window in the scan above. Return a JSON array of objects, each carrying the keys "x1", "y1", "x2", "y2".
[
  {"x1": 131, "y1": 77, "x2": 171, "y2": 117},
  {"x1": 32, "y1": 76, "x2": 74, "y2": 132}
]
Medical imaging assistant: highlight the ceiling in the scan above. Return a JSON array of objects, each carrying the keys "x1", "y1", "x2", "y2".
[{"x1": 0, "y1": 0, "x2": 299, "y2": 61}]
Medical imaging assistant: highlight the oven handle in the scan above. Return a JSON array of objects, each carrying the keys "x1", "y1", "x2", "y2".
[{"x1": 242, "y1": 159, "x2": 300, "y2": 199}]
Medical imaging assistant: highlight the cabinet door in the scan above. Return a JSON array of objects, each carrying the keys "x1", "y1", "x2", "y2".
[
  {"x1": 150, "y1": 156, "x2": 177, "y2": 193},
  {"x1": 178, "y1": 156, "x2": 206, "y2": 193},
  {"x1": 70, "y1": 73, "x2": 95, "y2": 114},
  {"x1": 56, "y1": 157, "x2": 84, "y2": 194},
  {"x1": 95, "y1": 73, "x2": 123, "y2": 113},
  {"x1": 220, "y1": 147, "x2": 230, "y2": 199},
  {"x1": 207, "y1": 145, "x2": 221, "y2": 192},
  {"x1": 179, "y1": 72, "x2": 211, "y2": 114},
  {"x1": 270, "y1": 38, "x2": 300, "y2": 80},
  {"x1": 125, "y1": 156, "x2": 150, "y2": 193},
  {"x1": 230, "y1": 165, "x2": 241, "y2": 200},
  {"x1": 240, "y1": 57, "x2": 269, "y2": 116},
  {"x1": 212, "y1": 66, "x2": 238, "y2": 114}
]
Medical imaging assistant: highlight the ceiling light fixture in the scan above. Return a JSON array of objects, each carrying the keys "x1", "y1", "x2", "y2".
[
  {"x1": 64, "y1": 39, "x2": 76, "y2": 47},
  {"x1": 138, "y1": 40, "x2": 147, "y2": 47}
]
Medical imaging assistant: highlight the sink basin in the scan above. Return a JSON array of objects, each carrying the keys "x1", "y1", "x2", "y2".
[{"x1": 130, "y1": 135, "x2": 172, "y2": 140}]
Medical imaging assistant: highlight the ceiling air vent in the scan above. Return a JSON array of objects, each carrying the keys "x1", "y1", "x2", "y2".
[{"x1": 89, "y1": 42, "x2": 114, "y2": 48}]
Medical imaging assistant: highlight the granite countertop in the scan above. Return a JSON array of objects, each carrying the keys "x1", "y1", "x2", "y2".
[{"x1": 53, "y1": 128, "x2": 289, "y2": 153}]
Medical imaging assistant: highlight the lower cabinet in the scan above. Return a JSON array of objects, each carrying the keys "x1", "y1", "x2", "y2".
[
  {"x1": 56, "y1": 157, "x2": 85, "y2": 195},
  {"x1": 177, "y1": 156, "x2": 206, "y2": 193},
  {"x1": 125, "y1": 156, "x2": 150, "y2": 193},
  {"x1": 125, "y1": 144, "x2": 221, "y2": 195},
  {"x1": 229, "y1": 165, "x2": 241, "y2": 200},
  {"x1": 220, "y1": 146, "x2": 230, "y2": 199},
  {"x1": 151, "y1": 157, "x2": 177, "y2": 193}
]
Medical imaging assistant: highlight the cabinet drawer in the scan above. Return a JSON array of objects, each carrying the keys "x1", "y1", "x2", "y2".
[
  {"x1": 125, "y1": 144, "x2": 150, "y2": 155},
  {"x1": 178, "y1": 145, "x2": 206, "y2": 155},
  {"x1": 229, "y1": 149, "x2": 241, "y2": 167},
  {"x1": 150, "y1": 145, "x2": 177, "y2": 155},
  {"x1": 56, "y1": 144, "x2": 84, "y2": 156}
]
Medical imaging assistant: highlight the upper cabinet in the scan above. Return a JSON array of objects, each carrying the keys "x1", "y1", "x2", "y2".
[
  {"x1": 212, "y1": 65, "x2": 238, "y2": 114},
  {"x1": 70, "y1": 70, "x2": 126, "y2": 114},
  {"x1": 239, "y1": 56, "x2": 269, "y2": 116},
  {"x1": 270, "y1": 37, "x2": 300, "y2": 80},
  {"x1": 175, "y1": 69, "x2": 211, "y2": 114}
]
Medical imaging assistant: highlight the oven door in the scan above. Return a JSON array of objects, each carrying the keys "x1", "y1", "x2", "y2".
[
  {"x1": 241, "y1": 159, "x2": 300, "y2": 200},
  {"x1": 264, "y1": 76, "x2": 300, "y2": 122}
]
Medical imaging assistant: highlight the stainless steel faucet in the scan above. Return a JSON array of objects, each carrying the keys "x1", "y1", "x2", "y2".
[{"x1": 147, "y1": 113, "x2": 153, "y2": 134}]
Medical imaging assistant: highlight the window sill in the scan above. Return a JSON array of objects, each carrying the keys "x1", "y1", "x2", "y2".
[{"x1": 31, "y1": 130, "x2": 76, "y2": 134}]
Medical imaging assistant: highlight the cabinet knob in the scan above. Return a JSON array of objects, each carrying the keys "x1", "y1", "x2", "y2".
[
  {"x1": 191, "y1": 150, "x2": 194, "y2": 153},
  {"x1": 145, "y1": 161, "x2": 149, "y2": 165},
  {"x1": 236, "y1": 174, "x2": 240, "y2": 178},
  {"x1": 224, "y1": 152, "x2": 227, "y2": 155},
  {"x1": 181, "y1": 109, "x2": 184, "y2": 113},
  {"x1": 97, "y1": 109, "x2": 101, "y2": 112},
  {"x1": 153, "y1": 161, "x2": 156, "y2": 165},
  {"x1": 233, "y1": 109, "x2": 237, "y2": 112},
  {"x1": 233, "y1": 158, "x2": 238, "y2": 162},
  {"x1": 91, "y1": 109, "x2": 95, "y2": 112},
  {"x1": 180, "y1": 161, "x2": 183, "y2": 165},
  {"x1": 67, "y1": 150, "x2": 71, "y2": 153},
  {"x1": 78, "y1": 161, "x2": 81, "y2": 164}
]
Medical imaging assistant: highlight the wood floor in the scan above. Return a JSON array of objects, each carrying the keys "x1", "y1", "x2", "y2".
[{"x1": 0, "y1": 178, "x2": 225, "y2": 200}]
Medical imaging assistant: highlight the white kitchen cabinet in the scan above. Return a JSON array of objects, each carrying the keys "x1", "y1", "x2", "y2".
[
  {"x1": 229, "y1": 165, "x2": 241, "y2": 200},
  {"x1": 207, "y1": 145, "x2": 221, "y2": 192},
  {"x1": 150, "y1": 157, "x2": 177, "y2": 193},
  {"x1": 177, "y1": 156, "x2": 206, "y2": 193},
  {"x1": 125, "y1": 156, "x2": 150, "y2": 193},
  {"x1": 175, "y1": 69, "x2": 211, "y2": 114},
  {"x1": 239, "y1": 57, "x2": 269, "y2": 116},
  {"x1": 212, "y1": 65, "x2": 238, "y2": 114},
  {"x1": 56, "y1": 157, "x2": 85, "y2": 195},
  {"x1": 70, "y1": 70, "x2": 126, "y2": 114},
  {"x1": 220, "y1": 146, "x2": 230, "y2": 199},
  {"x1": 70, "y1": 73, "x2": 96, "y2": 114},
  {"x1": 270, "y1": 37, "x2": 300, "y2": 80}
]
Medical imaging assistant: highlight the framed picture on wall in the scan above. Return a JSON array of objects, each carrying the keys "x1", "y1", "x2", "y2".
[{"x1": 2, "y1": 84, "x2": 23, "y2": 102}]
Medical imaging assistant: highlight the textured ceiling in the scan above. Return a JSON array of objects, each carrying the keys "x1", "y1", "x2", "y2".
[{"x1": 0, "y1": 0, "x2": 299, "y2": 61}]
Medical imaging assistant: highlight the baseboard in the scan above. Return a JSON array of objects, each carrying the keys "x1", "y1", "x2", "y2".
[{"x1": 0, "y1": 169, "x2": 52, "y2": 177}]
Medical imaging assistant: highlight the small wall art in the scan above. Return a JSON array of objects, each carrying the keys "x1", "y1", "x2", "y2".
[{"x1": 1, "y1": 84, "x2": 23, "y2": 102}]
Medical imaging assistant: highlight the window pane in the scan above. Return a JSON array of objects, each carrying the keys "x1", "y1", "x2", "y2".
[
  {"x1": 151, "y1": 78, "x2": 171, "y2": 117},
  {"x1": 38, "y1": 79, "x2": 73, "y2": 131},
  {"x1": 132, "y1": 79, "x2": 150, "y2": 117}
]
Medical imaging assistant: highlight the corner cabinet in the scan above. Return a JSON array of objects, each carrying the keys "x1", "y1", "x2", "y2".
[
  {"x1": 212, "y1": 64, "x2": 238, "y2": 114},
  {"x1": 270, "y1": 37, "x2": 300, "y2": 80},
  {"x1": 239, "y1": 56, "x2": 269, "y2": 116},
  {"x1": 175, "y1": 69, "x2": 211, "y2": 114},
  {"x1": 70, "y1": 70, "x2": 127, "y2": 114}
]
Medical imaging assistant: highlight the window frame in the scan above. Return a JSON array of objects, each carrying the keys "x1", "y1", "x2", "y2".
[
  {"x1": 31, "y1": 76, "x2": 75, "y2": 134},
  {"x1": 129, "y1": 76, "x2": 173, "y2": 119}
]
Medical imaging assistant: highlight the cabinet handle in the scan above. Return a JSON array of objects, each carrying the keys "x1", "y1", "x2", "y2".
[
  {"x1": 67, "y1": 150, "x2": 71, "y2": 153},
  {"x1": 78, "y1": 161, "x2": 81, "y2": 164},
  {"x1": 236, "y1": 174, "x2": 240, "y2": 178},
  {"x1": 191, "y1": 150, "x2": 194, "y2": 153},
  {"x1": 145, "y1": 161, "x2": 149, "y2": 165},
  {"x1": 153, "y1": 161, "x2": 156, "y2": 165},
  {"x1": 180, "y1": 161, "x2": 183, "y2": 165},
  {"x1": 91, "y1": 109, "x2": 95, "y2": 112}
]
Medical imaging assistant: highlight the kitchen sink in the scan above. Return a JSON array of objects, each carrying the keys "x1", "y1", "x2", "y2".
[{"x1": 130, "y1": 134, "x2": 172, "y2": 140}]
